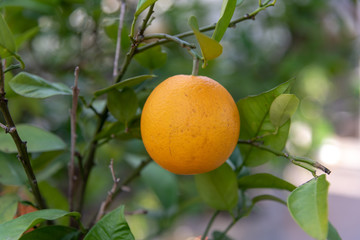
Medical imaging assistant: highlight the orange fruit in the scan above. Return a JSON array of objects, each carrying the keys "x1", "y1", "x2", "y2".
[{"x1": 140, "y1": 75, "x2": 240, "y2": 175}]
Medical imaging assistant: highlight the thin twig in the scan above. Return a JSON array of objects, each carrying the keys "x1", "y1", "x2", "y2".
[
  {"x1": 136, "y1": 0, "x2": 276, "y2": 54},
  {"x1": 0, "y1": 59, "x2": 4, "y2": 95},
  {"x1": 113, "y1": 0, "x2": 126, "y2": 78},
  {"x1": 77, "y1": 5, "x2": 157, "y2": 214},
  {"x1": 95, "y1": 159, "x2": 120, "y2": 222},
  {"x1": 0, "y1": 122, "x2": 16, "y2": 133},
  {"x1": 237, "y1": 139, "x2": 331, "y2": 175},
  {"x1": 143, "y1": 33, "x2": 196, "y2": 49},
  {"x1": 201, "y1": 210, "x2": 220, "y2": 240},
  {"x1": 69, "y1": 66, "x2": 80, "y2": 212},
  {"x1": 0, "y1": 58, "x2": 47, "y2": 209},
  {"x1": 114, "y1": 158, "x2": 152, "y2": 196}
]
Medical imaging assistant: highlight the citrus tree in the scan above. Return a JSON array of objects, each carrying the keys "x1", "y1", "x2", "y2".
[{"x1": 0, "y1": 0, "x2": 342, "y2": 239}]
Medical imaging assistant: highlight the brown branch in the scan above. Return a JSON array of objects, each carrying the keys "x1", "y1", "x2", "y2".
[
  {"x1": 136, "y1": 0, "x2": 276, "y2": 54},
  {"x1": 113, "y1": 0, "x2": 126, "y2": 78},
  {"x1": 69, "y1": 66, "x2": 80, "y2": 212},
  {"x1": 76, "y1": 5, "x2": 157, "y2": 214},
  {"x1": 95, "y1": 159, "x2": 120, "y2": 222},
  {"x1": 93, "y1": 158, "x2": 151, "y2": 223},
  {"x1": 0, "y1": 58, "x2": 47, "y2": 209}
]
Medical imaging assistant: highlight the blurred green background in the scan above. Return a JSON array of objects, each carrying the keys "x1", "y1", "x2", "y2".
[{"x1": 0, "y1": 0, "x2": 359, "y2": 239}]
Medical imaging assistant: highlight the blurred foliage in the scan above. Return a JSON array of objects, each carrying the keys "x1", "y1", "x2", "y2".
[{"x1": 0, "y1": 0, "x2": 357, "y2": 239}]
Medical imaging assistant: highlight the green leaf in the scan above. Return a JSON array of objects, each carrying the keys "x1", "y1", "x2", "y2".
[
  {"x1": 0, "y1": 194, "x2": 19, "y2": 224},
  {"x1": 9, "y1": 72, "x2": 72, "y2": 98},
  {"x1": 141, "y1": 162, "x2": 178, "y2": 209},
  {"x1": 38, "y1": 182, "x2": 69, "y2": 225},
  {"x1": 327, "y1": 222, "x2": 342, "y2": 240},
  {"x1": 0, "y1": 14, "x2": 17, "y2": 59},
  {"x1": 269, "y1": 94, "x2": 299, "y2": 128},
  {"x1": 15, "y1": 27, "x2": 39, "y2": 49},
  {"x1": 104, "y1": 22, "x2": 130, "y2": 50},
  {"x1": 195, "y1": 163, "x2": 238, "y2": 212},
  {"x1": 212, "y1": 231, "x2": 233, "y2": 240},
  {"x1": 0, "y1": 0, "x2": 55, "y2": 13},
  {"x1": 212, "y1": 0, "x2": 237, "y2": 42},
  {"x1": 0, "y1": 124, "x2": 66, "y2": 153},
  {"x1": 238, "y1": 173, "x2": 296, "y2": 191},
  {"x1": 188, "y1": 16, "x2": 223, "y2": 67},
  {"x1": 237, "y1": 80, "x2": 292, "y2": 166},
  {"x1": 19, "y1": 226, "x2": 80, "y2": 240},
  {"x1": 0, "y1": 209, "x2": 81, "y2": 240},
  {"x1": 135, "y1": 45, "x2": 167, "y2": 70},
  {"x1": 288, "y1": 175, "x2": 329, "y2": 240},
  {"x1": 84, "y1": 205, "x2": 134, "y2": 240},
  {"x1": 94, "y1": 75, "x2": 155, "y2": 97},
  {"x1": 0, "y1": 152, "x2": 27, "y2": 185},
  {"x1": 107, "y1": 88, "x2": 138, "y2": 126},
  {"x1": 252, "y1": 194, "x2": 287, "y2": 206},
  {"x1": 135, "y1": 0, "x2": 157, "y2": 17}
]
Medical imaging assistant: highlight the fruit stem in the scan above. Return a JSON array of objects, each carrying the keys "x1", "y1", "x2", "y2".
[{"x1": 192, "y1": 57, "x2": 200, "y2": 76}]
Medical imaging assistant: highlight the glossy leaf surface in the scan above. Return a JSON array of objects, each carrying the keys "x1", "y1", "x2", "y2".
[
  {"x1": 288, "y1": 175, "x2": 329, "y2": 240},
  {"x1": 9, "y1": 72, "x2": 72, "y2": 98},
  {"x1": 195, "y1": 163, "x2": 238, "y2": 211},
  {"x1": 84, "y1": 206, "x2": 134, "y2": 240}
]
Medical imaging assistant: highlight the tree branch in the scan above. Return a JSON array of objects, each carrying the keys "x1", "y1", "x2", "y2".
[
  {"x1": 142, "y1": 33, "x2": 196, "y2": 50},
  {"x1": 69, "y1": 66, "x2": 80, "y2": 212},
  {"x1": 76, "y1": 5, "x2": 157, "y2": 214},
  {"x1": 113, "y1": 0, "x2": 126, "y2": 78},
  {"x1": 0, "y1": 58, "x2": 47, "y2": 209},
  {"x1": 237, "y1": 139, "x2": 331, "y2": 175},
  {"x1": 92, "y1": 158, "x2": 151, "y2": 225},
  {"x1": 95, "y1": 159, "x2": 120, "y2": 222},
  {"x1": 136, "y1": 0, "x2": 276, "y2": 54}
]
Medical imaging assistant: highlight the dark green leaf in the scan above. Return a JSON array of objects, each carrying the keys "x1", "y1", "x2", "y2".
[
  {"x1": 95, "y1": 121, "x2": 125, "y2": 140},
  {"x1": 135, "y1": 45, "x2": 167, "y2": 70},
  {"x1": 0, "y1": 0, "x2": 54, "y2": 13},
  {"x1": 0, "y1": 124, "x2": 66, "y2": 153},
  {"x1": 104, "y1": 22, "x2": 130, "y2": 50},
  {"x1": 238, "y1": 173, "x2": 296, "y2": 191},
  {"x1": 0, "y1": 194, "x2": 19, "y2": 224},
  {"x1": 19, "y1": 226, "x2": 80, "y2": 240},
  {"x1": 94, "y1": 75, "x2": 155, "y2": 97},
  {"x1": 189, "y1": 16, "x2": 223, "y2": 67},
  {"x1": 327, "y1": 222, "x2": 342, "y2": 240},
  {"x1": 135, "y1": 0, "x2": 157, "y2": 17},
  {"x1": 107, "y1": 88, "x2": 138, "y2": 125},
  {"x1": 237, "y1": 80, "x2": 292, "y2": 166},
  {"x1": 141, "y1": 162, "x2": 178, "y2": 209},
  {"x1": 252, "y1": 194, "x2": 287, "y2": 206},
  {"x1": 9, "y1": 72, "x2": 72, "y2": 98},
  {"x1": 288, "y1": 175, "x2": 329, "y2": 240},
  {"x1": 269, "y1": 94, "x2": 299, "y2": 128},
  {"x1": 0, "y1": 14, "x2": 16, "y2": 58},
  {"x1": 0, "y1": 209, "x2": 81, "y2": 240},
  {"x1": 84, "y1": 206, "x2": 134, "y2": 240},
  {"x1": 212, "y1": 231, "x2": 233, "y2": 240},
  {"x1": 212, "y1": 0, "x2": 237, "y2": 42},
  {"x1": 0, "y1": 152, "x2": 27, "y2": 185},
  {"x1": 38, "y1": 182, "x2": 69, "y2": 225},
  {"x1": 195, "y1": 163, "x2": 238, "y2": 212}
]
